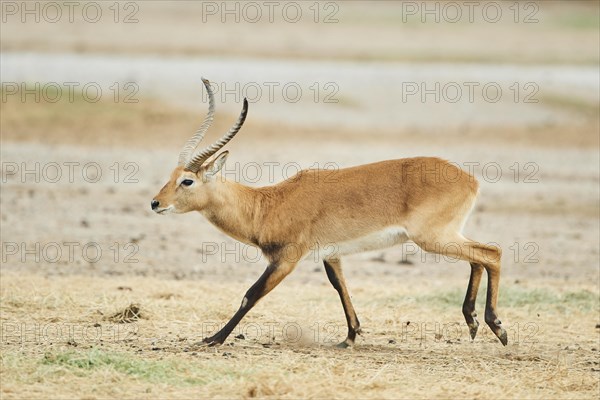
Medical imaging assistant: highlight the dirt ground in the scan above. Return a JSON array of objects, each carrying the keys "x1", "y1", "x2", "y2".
[{"x1": 1, "y1": 1, "x2": 599, "y2": 399}]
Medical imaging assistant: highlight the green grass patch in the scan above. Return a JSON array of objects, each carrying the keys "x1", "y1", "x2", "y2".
[
  {"x1": 1, "y1": 81, "x2": 140, "y2": 119},
  {"x1": 37, "y1": 348, "x2": 247, "y2": 386},
  {"x1": 1, "y1": 81, "x2": 193, "y2": 147},
  {"x1": 418, "y1": 286, "x2": 599, "y2": 313},
  {"x1": 540, "y1": 94, "x2": 600, "y2": 118},
  {"x1": 551, "y1": 13, "x2": 600, "y2": 30},
  {"x1": 42, "y1": 348, "x2": 203, "y2": 385}
]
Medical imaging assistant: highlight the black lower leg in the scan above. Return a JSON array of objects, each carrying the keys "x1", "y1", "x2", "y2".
[
  {"x1": 324, "y1": 260, "x2": 360, "y2": 346},
  {"x1": 203, "y1": 263, "x2": 277, "y2": 346},
  {"x1": 484, "y1": 267, "x2": 508, "y2": 346},
  {"x1": 462, "y1": 262, "x2": 484, "y2": 340}
]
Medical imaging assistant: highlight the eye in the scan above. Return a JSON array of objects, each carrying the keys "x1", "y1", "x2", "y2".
[{"x1": 181, "y1": 179, "x2": 194, "y2": 187}]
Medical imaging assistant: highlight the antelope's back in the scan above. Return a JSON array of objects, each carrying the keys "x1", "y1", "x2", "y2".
[
  {"x1": 261, "y1": 157, "x2": 478, "y2": 242},
  {"x1": 280, "y1": 156, "x2": 478, "y2": 202}
]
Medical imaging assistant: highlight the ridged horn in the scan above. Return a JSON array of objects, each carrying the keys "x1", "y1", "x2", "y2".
[
  {"x1": 177, "y1": 78, "x2": 215, "y2": 166},
  {"x1": 185, "y1": 98, "x2": 248, "y2": 172}
]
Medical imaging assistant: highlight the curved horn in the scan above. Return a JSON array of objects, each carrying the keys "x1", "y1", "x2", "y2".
[
  {"x1": 185, "y1": 98, "x2": 248, "y2": 172},
  {"x1": 177, "y1": 78, "x2": 215, "y2": 166}
]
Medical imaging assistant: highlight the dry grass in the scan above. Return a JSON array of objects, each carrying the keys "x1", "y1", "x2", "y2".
[{"x1": 1, "y1": 273, "x2": 598, "y2": 399}]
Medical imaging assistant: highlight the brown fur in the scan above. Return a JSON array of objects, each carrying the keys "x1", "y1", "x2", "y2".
[{"x1": 153, "y1": 155, "x2": 507, "y2": 347}]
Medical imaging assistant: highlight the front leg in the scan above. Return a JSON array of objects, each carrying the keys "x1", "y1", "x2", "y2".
[{"x1": 203, "y1": 259, "x2": 298, "y2": 346}]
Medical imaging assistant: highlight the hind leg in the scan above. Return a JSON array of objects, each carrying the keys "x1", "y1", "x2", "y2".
[
  {"x1": 463, "y1": 262, "x2": 484, "y2": 340},
  {"x1": 414, "y1": 234, "x2": 507, "y2": 346},
  {"x1": 481, "y1": 251, "x2": 507, "y2": 346}
]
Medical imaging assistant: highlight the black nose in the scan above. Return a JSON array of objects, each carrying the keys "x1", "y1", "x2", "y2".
[{"x1": 151, "y1": 200, "x2": 159, "y2": 210}]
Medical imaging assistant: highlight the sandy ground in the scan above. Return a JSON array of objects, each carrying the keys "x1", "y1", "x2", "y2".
[
  {"x1": 0, "y1": 273, "x2": 598, "y2": 399},
  {"x1": 1, "y1": 1, "x2": 599, "y2": 399},
  {"x1": 1, "y1": 90, "x2": 599, "y2": 399}
]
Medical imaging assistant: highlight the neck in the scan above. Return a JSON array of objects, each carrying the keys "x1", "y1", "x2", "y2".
[{"x1": 199, "y1": 178, "x2": 264, "y2": 244}]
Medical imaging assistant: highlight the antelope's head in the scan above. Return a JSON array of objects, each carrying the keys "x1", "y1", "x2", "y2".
[{"x1": 151, "y1": 78, "x2": 248, "y2": 214}]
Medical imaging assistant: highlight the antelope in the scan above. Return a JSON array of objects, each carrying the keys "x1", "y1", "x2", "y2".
[{"x1": 152, "y1": 78, "x2": 507, "y2": 348}]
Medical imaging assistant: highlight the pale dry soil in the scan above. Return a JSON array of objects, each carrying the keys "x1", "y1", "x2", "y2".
[
  {"x1": 1, "y1": 1, "x2": 599, "y2": 65},
  {"x1": 1, "y1": 93, "x2": 599, "y2": 398}
]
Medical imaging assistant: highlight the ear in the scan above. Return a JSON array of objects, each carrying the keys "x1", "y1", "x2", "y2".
[{"x1": 201, "y1": 151, "x2": 229, "y2": 179}]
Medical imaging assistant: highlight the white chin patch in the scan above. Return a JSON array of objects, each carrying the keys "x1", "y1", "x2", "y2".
[{"x1": 155, "y1": 205, "x2": 175, "y2": 215}]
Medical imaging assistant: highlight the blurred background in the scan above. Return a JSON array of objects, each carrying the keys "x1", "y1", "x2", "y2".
[{"x1": 2, "y1": 0, "x2": 598, "y2": 279}]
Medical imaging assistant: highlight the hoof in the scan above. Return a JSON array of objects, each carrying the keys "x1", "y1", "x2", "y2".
[
  {"x1": 184, "y1": 340, "x2": 210, "y2": 352},
  {"x1": 202, "y1": 336, "x2": 225, "y2": 347},
  {"x1": 335, "y1": 339, "x2": 353, "y2": 349},
  {"x1": 468, "y1": 321, "x2": 479, "y2": 340},
  {"x1": 463, "y1": 310, "x2": 479, "y2": 340},
  {"x1": 485, "y1": 315, "x2": 507, "y2": 346},
  {"x1": 497, "y1": 328, "x2": 508, "y2": 346}
]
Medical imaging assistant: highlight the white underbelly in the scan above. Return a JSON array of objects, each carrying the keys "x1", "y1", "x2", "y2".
[{"x1": 309, "y1": 226, "x2": 410, "y2": 261}]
